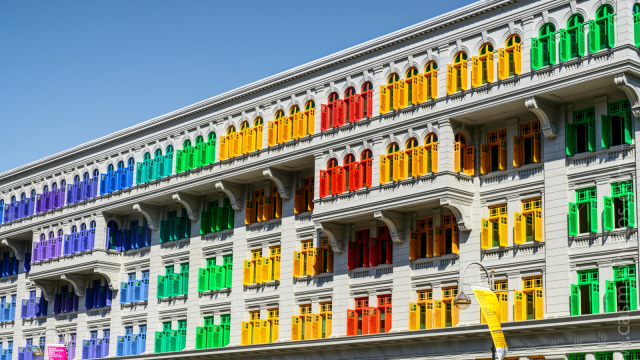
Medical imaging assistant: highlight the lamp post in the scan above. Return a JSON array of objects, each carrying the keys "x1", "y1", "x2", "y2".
[
  {"x1": 453, "y1": 261, "x2": 496, "y2": 360},
  {"x1": 32, "y1": 328, "x2": 69, "y2": 358}
]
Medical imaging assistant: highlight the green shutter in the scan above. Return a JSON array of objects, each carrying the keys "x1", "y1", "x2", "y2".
[
  {"x1": 607, "y1": 15, "x2": 615, "y2": 48},
  {"x1": 531, "y1": 38, "x2": 541, "y2": 70},
  {"x1": 559, "y1": 29, "x2": 568, "y2": 62},
  {"x1": 635, "y1": 13, "x2": 640, "y2": 47},
  {"x1": 627, "y1": 194, "x2": 635, "y2": 228},
  {"x1": 590, "y1": 283, "x2": 599, "y2": 314},
  {"x1": 195, "y1": 327, "x2": 205, "y2": 350},
  {"x1": 200, "y1": 210, "x2": 210, "y2": 235},
  {"x1": 624, "y1": 111, "x2": 633, "y2": 144},
  {"x1": 577, "y1": 24, "x2": 585, "y2": 56},
  {"x1": 154, "y1": 332, "x2": 163, "y2": 353},
  {"x1": 629, "y1": 279, "x2": 638, "y2": 311},
  {"x1": 208, "y1": 139, "x2": 216, "y2": 164},
  {"x1": 571, "y1": 284, "x2": 580, "y2": 316},
  {"x1": 198, "y1": 268, "x2": 208, "y2": 292},
  {"x1": 589, "y1": 199, "x2": 598, "y2": 233},
  {"x1": 157, "y1": 276, "x2": 166, "y2": 298},
  {"x1": 604, "y1": 197, "x2": 613, "y2": 231},
  {"x1": 216, "y1": 266, "x2": 225, "y2": 290},
  {"x1": 606, "y1": 280, "x2": 616, "y2": 313},
  {"x1": 601, "y1": 115, "x2": 610, "y2": 149},
  {"x1": 569, "y1": 202, "x2": 578, "y2": 236},
  {"x1": 225, "y1": 263, "x2": 233, "y2": 288},
  {"x1": 176, "y1": 151, "x2": 183, "y2": 173},
  {"x1": 181, "y1": 271, "x2": 189, "y2": 295},
  {"x1": 136, "y1": 163, "x2": 143, "y2": 185},
  {"x1": 589, "y1": 20, "x2": 599, "y2": 53},
  {"x1": 588, "y1": 119, "x2": 596, "y2": 152},
  {"x1": 226, "y1": 203, "x2": 234, "y2": 229},
  {"x1": 566, "y1": 122, "x2": 575, "y2": 156},
  {"x1": 216, "y1": 206, "x2": 225, "y2": 231},
  {"x1": 549, "y1": 31, "x2": 557, "y2": 65}
]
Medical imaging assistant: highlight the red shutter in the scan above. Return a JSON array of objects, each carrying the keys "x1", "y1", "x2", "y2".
[
  {"x1": 349, "y1": 95, "x2": 358, "y2": 122},
  {"x1": 368, "y1": 308, "x2": 380, "y2": 334},
  {"x1": 384, "y1": 306, "x2": 392, "y2": 333},
  {"x1": 350, "y1": 163, "x2": 361, "y2": 191},
  {"x1": 385, "y1": 238, "x2": 393, "y2": 264},
  {"x1": 370, "y1": 237, "x2": 380, "y2": 267},
  {"x1": 320, "y1": 105, "x2": 329, "y2": 131},
  {"x1": 347, "y1": 310, "x2": 357, "y2": 336},
  {"x1": 362, "y1": 238, "x2": 370, "y2": 268},
  {"x1": 364, "y1": 159, "x2": 372, "y2": 187},
  {"x1": 365, "y1": 90, "x2": 373, "y2": 118},
  {"x1": 319, "y1": 170, "x2": 328, "y2": 198},
  {"x1": 362, "y1": 308, "x2": 370, "y2": 335},
  {"x1": 335, "y1": 99, "x2": 345, "y2": 127},
  {"x1": 348, "y1": 242, "x2": 357, "y2": 270},
  {"x1": 336, "y1": 167, "x2": 345, "y2": 194}
]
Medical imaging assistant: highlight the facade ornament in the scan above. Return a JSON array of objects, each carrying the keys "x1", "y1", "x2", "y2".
[
  {"x1": 314, "y1": 222, "x2": 345, "y2": 254},
  {"x1": 262, "y1": 168, "x2": 292, "y2": 200},
  {"x1": 171, "y1": 192, "x2": 199, "y2": 221},
  {"x1": 214, "y1": 181, "x2": 243, "y2": 211},
  {"x1": 132, "y1": 203, "x2": 160, "y2": 230},
  {"x1": 525, "y1": 96, "x2": 558, "y2": 138},
  {"x1": 373, "y1": 211, "x2": 405, "y2": 244}
]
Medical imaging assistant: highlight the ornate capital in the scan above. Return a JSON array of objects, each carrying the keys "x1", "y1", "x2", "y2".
[
  {"x1": 262, "y1": 168, "x2": 292, "y2": 200},
  {"x1": 615, "y1": 73, "x2": 640, "y2": 118},
  {"x1": 525, "y1": 97, "x2": 558, "y2": 138},
  {"x1": 132, "y1": 203, "x2": 160, "y2": 230},
  {"x1": 1, "y1": 239, "x2": 25, "y2": 261},
  {"x1": 171, "y1": 192, "x2": 199, "y2": 222},
  {"x1": 31, "y1": 279, "x2": 57, "y2": 302},
  {"x1": 373, "y1": 211, "x2": 405, "y2": 244},
  {"x1": 440, "y1": 197, "x2": 472, "y2": 232},
  {"x1": 214, "y1": 181, "x2": 243, "y2": 211},
  {"x1": 315, "y1": 222, "x2": 346, "y2": 254},
  {"x1": 60, "y1": 274, "x2": 86, "y2": 297}
]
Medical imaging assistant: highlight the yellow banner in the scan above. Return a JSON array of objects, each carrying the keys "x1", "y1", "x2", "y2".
[{"x1": 473, "y1": 287, "x2": 508, "y2": 353}]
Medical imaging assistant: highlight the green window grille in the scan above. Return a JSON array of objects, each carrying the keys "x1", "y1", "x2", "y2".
[
  {"x1": 596, "y1": 352, "x2": 613, "y2": 360},
  {"x1": 568, "y1": 354, "x2": 586, "y2": 360}
]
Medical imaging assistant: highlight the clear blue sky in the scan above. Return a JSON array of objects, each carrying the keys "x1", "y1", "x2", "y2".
[{"x1": 0, "y1": 0, "x2": 475, "y2": 174}]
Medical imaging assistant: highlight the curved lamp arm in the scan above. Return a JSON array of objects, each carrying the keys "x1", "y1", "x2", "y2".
[{"x1": 458, "y1": 261, "x2": 494, "y2": 295}]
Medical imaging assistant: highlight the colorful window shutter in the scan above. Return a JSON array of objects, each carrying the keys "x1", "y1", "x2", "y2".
[
  {"x1": 460, "y1": 61, "x2": 468, "y2": 91},
  {"x1": 570, "y1": 284, "x2": 580, "y2": 316},
  {"x1": 533, "y1": 133, "x2": 541, "y2": 162},
  {"x1": 498, "y1": 140, "x2": 507, "y2": 170},
  {"x1": 319, "y1": 170, "x2": 328, "y2": 198},
  {"x1": 566, "y1": 122, "x2": 575, "y2": 156},
  {"x1": 514, "y1": 44, "x2": 522, "y2": 74},
  {"x1": 628, "y1": 194, "x2": 635, "y2": 228},
  {"x1": 607, "y1": 15, "x2": 615, "y2": 48},
  {"x1": 433, "y1": 300, "x2": 443, "y2": 328},
  {"x1": 589, "y1": 199, "x2": 598, "y2": 233},
  {"x1": 379, "y1": 156, "x2": 389, "y2": 184},
  {"x1": 513, "y1": 136, "x2": 522, "y2": 167},
  {"x1": 499, "y1": 216, "x2": 508, "y2": 247},
  {"x1": 481, "y1": 219, "x2": 490, "y2": 249},
  {"x1": 486, "y1": 52, "x2": 494, "y2": 83},
  {"x1": 306, "y1": 249, "x2": 316, "y2": 276},
  {"x1": 514, "y1": 290, "x2": 524, "y2": 321},
  {"x1": 414, "y1": 76, "x2": 424, "y2": 104},
  {"x1": 430, "y1": 71, "x2": 438, "y2": 99},
  {"x1": 434, "y1": 227, "x2": 443, "y2": 257},
  {"x1": 498, "y1": 49, "x2": 507, "y2": 79},
  {"x1": 219, "y1": 136, "x2": 228, "y2": 161},
  {"x1": 549, "y1": 33, "x2": 557, "y2": 65},
  {"x1": 452, "y1": 226, "x2": 459, "y2": 254},
  {"x1": 446, "y1": 65, "x2": 456, "y2": 95},
  {"x1": 379, "y1": 86, "x2": 389, "y2": 114},
  {"x1": 408, "y1": 303, "x2": 419, "y2": 331},
  {"x1": 534, "y1": 210, "x2": 543, "y2": 241},
  {"x1": 409, "y1": 231, "x2": 419, "y2": 261},
  {"x1": 531, "y1": 38, "x2": 541, "y2": 70},
  {"x1": 346, "y1": 310, "x2": 357, "y2": 336},
  {"x1": 471, "y1": 57, "x2": 480, "y2": 88},
  {"x1": 559, "y1": 29, "x2": 569, "y2": 62},
  {"x1": 568, "y1": 202, "x2": 578, "y2": 236},
  {"x1": 589, "y1": 20, "x2": 599, "y2": 53},
  {"x1": 590, "y1": 282, "x2": 600, "y2": 314},
  {"x1": 624, "y1": 111, "x2": 633, "y2": 144},
  {"x1": 267, "y1": 122, "x2": 277, "y2": 146},
  {"x1": 391, "y1": 82, "x2": 400, "y2": 110},
  {"x1": 535, "y1": 289, "x2": 544, "y2": 319},
  {"x1": 605, "y1": 280, "x2": 616, "y2": 313},
  {"x1": 453, "y1": 142, "x2": 461, "y2": 172},
  {"x1": 242, "y1": 261, "x2": 253, "y2": 285},
  {"x1": 464, "y1": 146, "x2": 475, "y2": 176},
  {"x1": 431, "y1": 143, "x2": 439, "y2": 173}
]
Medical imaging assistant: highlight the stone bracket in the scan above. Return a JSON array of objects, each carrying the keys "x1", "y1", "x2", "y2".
[
  {"x1": 31, "y1": 279, "x2": 57, "y2": 302},
  {"x1": 440, "y1": 197, "x2": 472, "y2": 232},
  {"x1": 315, "y1": 222, "x2": 346, "y2": 254},
  {"x1": 214, "y1": 181, "x2": 243, "y2": 211},
  {"x1": 615, "y1": 73, "x2": 640, "y2": 118},
  {"x1": 373, "y1": 211, "x2": 405, "y2": 244},
  {"x1": 93, "y1": 269, "x2": 121, "y2": 291},
  {"x1": 132, "y1": 203, "x2": 161, "y2": 230},
  {"x1": 525, "y1": 96, "x2": 558, "y2": 138},
  {"x1": 60, "y1": 274, "x2": 87, "y2": 297},
  {"x1": 172, "y1": 192, "x2": 199, "y2": 222},
  {"x1": 1, "y1": 239, "x2": 25, "y2": 261},
  {"x1": 263, "y1": 168, "x2": 292, "y2": 200}
]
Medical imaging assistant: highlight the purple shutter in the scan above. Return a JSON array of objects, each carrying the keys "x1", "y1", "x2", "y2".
[
  {"x1": 115, "y1": 230, "x2": 122, "y2": 252},
  {"x1": 63, "y1": 235, "x2": 70, "y2": 256},
  {"x1": 59, "y1": 187, "x2": 66, "y2": 207},
  {"x1": 21, "y1": 299, "x2": 28, "y2": 319},
  {"x1": 32, "y1": 242, "x2": 39, "y2": 262},
  {"x1": 91, "y1": 176, "x2": 98, "y2": 197},
  {"x1": 88, "y1": 229, "x2": 95, "y2": 250},
  {"x1": 53, "y1": 294, "x2": 61, "y2": 314},
  {"x1": 67, "y1": 185, "x2": 74, "y2": 204},
  {"x1": 72, "y1": 293, "x2": 79, "y2": 312},
  {"x1": 40, "y1": 240, "x2": 47, "y2": 261},
  {"x1": 36, "y1": 195, "x2": 43, "y2": 213}
]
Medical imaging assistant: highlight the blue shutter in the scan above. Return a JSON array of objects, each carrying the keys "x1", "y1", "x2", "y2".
[
  {"x1": 82, "y1": 340, "x2": 90, "y2": 359},
  {"x1": 100, "y1": 174, "x2": 107, "y2": 196},
  {"x1": 116, "y1": 336, "x2": 124, "y2": 357}
]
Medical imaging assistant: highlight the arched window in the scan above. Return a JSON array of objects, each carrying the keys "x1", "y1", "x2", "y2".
[
  {"x1": 343, "y1": 154, "x2": 355, "y2": 191},
  {"x1": 303, "y1": 101, "x2": 315, "y2": 137},
  {"x1": 52, "y1": 182, "x2": 57, "y2": 190},
  {"x1": 154, "y1": 149, "x2": 162, "y2": 158},
  {"x1": 254, "y1": 117, "x2": 263, "y2": 127},
  {"x1": 90, "y1": 221, "x2": 96, "y2": 229},
  {"x1": 380, "y1": 73, "x2": 401, "y2": 114},
  {"x1": 40, "y1": 234, "x2": 45, "y2": 241},
  {"x1": 166, "y1": 145, "x2": 173, "y2": 154},
  {"x1": 472, "y1": 44, "x2": 494, "y2": 87},
  {"x1": 561, "y1": 15, "x2": 584, "y2": 61},
  {"x1": 57, "y1": 229, "x2": 63, "y2": 237},
  {"x1": 143, "y1": 152, "x2": 151, "y2": 161},
  {"x1": 92, "y1": 169, "x2": 99, "y2": 178},
  {"x1": 117, "y1": 161, "x2": 124, "y2": 169},
  {"x1": 239, "y1": 122, "x2": 249, "y2": 132},
  {"x1": 20, "y1": 192, "x2": 26, "y2": 200},
  {"x1": 60, "y1": 180, "x2": 66, "y2": 188},
  {"x1": 447, "y1": 52, "x2": 468, "y2": 94},
  {"x1": 73, "y1": 175, "x2": 80, "y2": 183},
  {"x1": 406, "y1": 138, "x2": 418, "y2": 177},
  {"x1": 591, "y1": 5, "x2": 614, "y2": 52},
  {"x1": 80, "y1": 223, "x2": 86, "y2": 231},
  {"x1": 361, "y1": 82, "x2": 373, "y2": 118},
  {"x1": 10, "y1": 196, "x2": 16, "y2": 203},
  {"x1": 532, "y1": 23, "x2": 556, "y2": 70},
  {"x1": 208, "y1": 132, "x2": 216, "y2": 142},
  {"x1": 424, "y1": 61, "x2": 438, "y2": 100},
  {"x1": 195, "y1": 136, "x2": 204, "y2": 145},
  {"x1": 381, "y1": 143, "x2": 401, "y2": 184},
  {"x1": 289, "y1": 105, "x2": 300, "y2": 116},
  {"x1": 43, "y1": 185, "x2": 49, "y2": 193},
  {"x1": 48, "y1": 231, "x2": 54, "y2": 239},
  {"x1": 82, "y1": 172, "x2": 89, "y2": 180},
  {"x1": 107, "y1": 221, "x2": 118, "y2": 229},
  {"x1": 127, "y1": 157, "x2": 135, "y2": 166},
  {"x1": 405, "y1": 68, "x2": 419, "y2": 106},
  {"x1": 425, "y1": 133, "x2": 439, "y2": 174},
  {"x1": 183, "y1": 140, "x2": 191, "y2": 148},
  {"x1": 107, "y1": 164, "x2": 114, "y2": 172},
  {"x1": 30, "y1": 189, "x2": 36, "y2": 198},
  {"x1": 499, "y1": 35, "x2": 522, "y2": 79},
  {"x1": 454, "y1": 133, "x2": 474, "y2": 176},
  {"x1": 71, "y1": 225, "x2": 77, "y2": 233},
  {"x1": 321, "y1": 93, "x2": 343, "y2": 131},
  {"x1": 360, "y1": 149, "x2": 373, "y2": 188}
]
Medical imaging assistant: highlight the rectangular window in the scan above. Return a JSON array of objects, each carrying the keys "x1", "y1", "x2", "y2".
[
  {"x1": 481, "y1": 280, "x2": 508, "y2": 324},
  {"x1": 481, "y1": 129, "x2": 507, "y2": 174},
  {"x1": 571, "y1": 269, "x2": 599, "y2": 316},
  {"x1": 566, "y1": 107, "x2": 596, "y2": 156},
  {"x1": 605, "y1": 180, "x2": 636, "y2": 230},
  {"x1": 514, "y1": 121, "x2": 541, "y2": 167},
  {"x1": 515, "y1": 276, "x2": 543, "y2": 321},
  {"x1": 569, "y1": 187, "x2": 597, "y2": 236},
  {"x1": 602, "y1": 100, "x2": 633, "y2": 149},
  {"x1": 607, "y1": 265, "x2": 638, "y2": 313},
  {"x1": 481, "y1": 204, "x2": 507, "y2": 249},
  {"x1": 515, "y1": 198, "x2": 543, "y2": 244}
]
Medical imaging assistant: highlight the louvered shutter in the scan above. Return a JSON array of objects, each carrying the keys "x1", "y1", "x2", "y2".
[
  {"x1": 293, "y1": 251, "x2": 302, "y2": 278},
  {"x1": 481, "y1": 219, "x2": 490, "y2": 249},
  {"x1": 607, "y1": 15, "x2": 615, "y2": 48},
  {"x1": 480, "y1": 144, "x2": 489, "y2": 175},
  {"x1": 335, "y1": 100, "x2": 345, "y2": 127},
  {"x1": 408, "y1": 303, "x2": 419, "y2": 331},
  {"x1": 348, "y1": 242, "x2": 357, "y2": 270},
  {"x1": 499, "y1": 140, "x2": 507, "y2": 170},
  {"x1": 566, "y1": 122, "x2": 575, "y2": 156},
  {"x1": 590, "y1": 283, "x2": 600, "y2": 314},
  {"x1": 588, "y1": 118, "x2": 596, "y2": 151},
  {"x1": 628, "y1": 194, "x2": 635, "y2": 228},
  {"x1": 431, "y1": 143, "x2": 438, "y2": 173},
  {"x1": 486, "y1": 51, "x2": 494, "y2": 83},
  {"x1": 320, "y1": 105, "x2": 330, "y2": 130},
  {"x1": 589, "y1": 20, "x2": 598, "y2": 53},
  {"x1": 534, "y1": 210, "x2": 543, "y2": 241},
  {"x1": 267, "y1": 122, "x2": 277, "y2": 146},
  {"x1": 379, "y1": 156, "x2": 389, "y2": 184},
  {"x1": 531, "y1": 38, "x2": 541, "y2": 70},
  {"x1": 433, "y1": 227, "x2": 443, "y2": 256},
  {"x1": 514, "y1": 213, "x2": 524, "y2": 245},
  {"x1": 409, "y1": 231, "x2": 418, "y2": 260},
  {"x1": 499, "y1": 216, "x2": 508, "y2": 247},
  {"x1": 568, "y1": 202, "x2": 578, "y2": 236},
  {"x1": 471, "y1": 56, "x2": 480, "y2": 88},
  {"x1": 560, "y1": 29, "x2": 569, "y2": 62},
  {"x1": 514, "y1": 43, "x2": 522, "y2": 74},
  {"x1": 392, "y1": 82, "x2": 399, "y2": 110},
  {"x1": 243, "y1": 261, "x2": 253, "y2": 285},
  {"x1": 513, "y1": 136, "x2": 522, "y2": 167},
  {"x1": 460, "y1": 61, "x2": 468, "y2": 91},
  {"x1": 605, "y1": 280, "x2": 616, "y2": 313},
  {"x1": 414, "y1": 148, "x2": 424, "y2": 176},
  {"x1": 433, "y1": 301, "x2": 443, "y2": 328},
  {"x1": 454, "y1": 142, "x2": 461, "y2": 172},
  {"x1": 498, "y1": 48, "x2": 507, "y2": 79},
  {"x1": 570, "y1": 284, "x2": 580, "y2": 316},
  {"x1": 431, "y1": 71, "x2": 438, "y2": 99},
  {"x1": 254, "y1": 125, "x2": 263, "y2": 150},
  {"x1": 465, "y1": 146, "x2": 475, "y2": 176},
  {"x1": 589, "y1": 200, "x2": 598, "y2": 233},
  {"x1": 446, "y1": 65, "x2": 455, "y2": 95},
  {"x1": 624, "y1": 111, "x2": 633, "y2": 144},
  {"x1": 415, "y1": 75, "x2": 424, "y2": 103},
  {"x1": 533, "y1": 133, "x2": 541, "y2": 162},
  {"x1": 319, "y1": 170, "x2": 328, "y2": 198}
]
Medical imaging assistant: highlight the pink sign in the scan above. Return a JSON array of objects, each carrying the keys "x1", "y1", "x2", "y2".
[{"x1": 47, "y1": 345, "x2": 67, "y2": 360}]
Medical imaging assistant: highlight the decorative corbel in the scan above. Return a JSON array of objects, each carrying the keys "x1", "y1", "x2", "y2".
[
  {"x1": 31, "y1": 280, "x2": 57, "y2": 302},
  {"x1": 262, "y1": 168, "x2": 292, "y2": 200},
  {"x1": 315, "y1": 222, "x2": 346, "y2": 254},
  {"x1": 440, "y1": 198, "x2": 472, "y2": 232},
  {"x1": 93, "y1": 269, "x2": 121, "y2": 291},
  {"x1": 525, "y1": 97, "x2": 558, "y2": 138},
  {"x1": 614, "y1": 73, "x2": 640, "y2": 118},
  {"x1": 214, "y1": 181, "x2": 243, "y2": 211},
  {"x1": 60, "y1": 274, "x2": 86, "y2": 297},
  {"x1": 373, "y1": 211, "x2": 405, "y2": 244},
  {"x1": 132, "y1": 203, "x2": 160, "y2": 230},
  {"x1": 1, "y1": 239, "x2": 25, "y2": 261},
  {"x1": 171, "y1": 192, "x2": 199, "y2": 222}
]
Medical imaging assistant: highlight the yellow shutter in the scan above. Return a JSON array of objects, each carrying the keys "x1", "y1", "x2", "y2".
[
  {"x1": 219, "y1": 136, "x2": 228, "y2": 161},
  {"x1": 446, "y1": 65, "x2": 455, "y2": 95},
  {"x1": 260, "y1": 319, "x2": 270, "y2": 344},
  {"x1": 307, "y1": 109, "x2": 315, "y2": 135},
  {"x1": 514, "y1": 44, "x2": 522, "y2": 75},
  {"x1": 243, "y1": 260, "x2": 253, "y2": 285},
  {"x1": 415, "y1": 75, "x2": 424, "y2": 103},
  {"x1": 480, "y1": 144, "x2": 489, "y2": 175},
  {"x1": 392, "y1": 82, "x2": 400, "y2": 110},
  {"x1": 379, "y1": 86, "x2": 389, "y2": 114},
  {"x1": 425, "y1": 301, "x2": 433, "y2": 329},
  {"x1": 409, "y1": 231, "x2": 419, "y2": 260},
  {"x1": 498, "y1": 48, "x2": 507, "y2": 80},
  {"x1": 471, "y1": 56, "x2": 480, "y2": 88},
  {"x1": 514, "y1": 213, "x2": 524, "y2": 245},
  {"x1": 252, "y1": 320, "x2": 261, "y2": 344},
  {"x1": 273, "y1": 255, "x2": 281, "y2": 281},
  {"x1": 297, "y1": 112, "x2": 307, "y2": 138},
  {"x1": 499, "y1": 140, "x2": 507, "y2": 170},
  {"x1": 499, "y1": 215, "x2": 508, "y2": 247},
  {"x1": 464, "y1": 146, "x2": 475, "y2": 176},
  {"x1": 304, "y1": 315, "x2": 313, "y2": 340},
  {"x1": 431, "y1": 143, "x2": 438, "y2": 173},
  {"x1": 409, "y1": 303, "x2": 419, "y2": 331},
  {"x1": 454, "y1": 142, "x2": 461, "y2": 172},
  {"x1": 379, "y1": 156, "x2": 389, "y2": 184},
  {"x1": 267, "y1": 122, "x2": 277, "y2": 147},
  {"x1": 460, "y1": 61, "x2": 468, "y2": 91},
  {"x1": 481, "y1": 219, "x2": 490, "y2": 250},
  {"x1": 399, "y1": 152, "x2": 408, "y2": 180},
  {"x1": 535, "y1": 289, "x2": 543, "y2": 319},
  {"x1": 241, "y1": 321, "x2": 251, "y2": 345},
  {"x1": 271, "y1": 318, "x2": 279, "y2": 342},
  {"x1": 325, "y1": 313, "x2": 332, "y2": 337},
  {"x1": 486, "y1": 52, "x2": 494, "y2": 83},
  {"x1": 514, "y1": 291, "x2": 524, "y2": 321},
  {"x1": 306, "y1": 249, "x2": 316, "y2": 276},
  {"x1": 451, "y1": 303, "x2": 459, "y2": 327},
  {"x1": 293, "y1": 251, "x2": 302, "y2": 278},
  {"x1": 233, "y1": 132, "x2": 243, "y2": 156},
  {"x1": 283, "y1": 118, "x2": 292, "y2": 142},
  {"x1": 500, "y1": 293, "x2": 509, "y2": 323},
  {"x1": 513, "y1": 136, "x2": 522, "y2": 168},
  {"x1": 434, "y1": 227, "x2": 443, "y2": 257},
  {"x1": 533, "y1": 133, "x2": 541, "y2": 163},
  {"x1": 255, "y1": 258, "x2": 263, "y2": 283},
  {"x1": 291, "y1": 316, "x2": 301, "y2": 341},
  {"x1": 431, "y1": 70, "x2": 438, "y2": 99},
  {"x1": 262, "y1": 257, "x2": 270, "y2": 282},
  {"x1": 392, "y1": 153, "x2": 400, "y2": 181},
  {"x1": 401, "y1": 80, "x2": 408, "y2": 107},
  {"x1": 255, "y1": 124, "x2": 263, "y2": 150},
  {"x1": 311, "y1": 314, "x2": 321, "y2": 339},
  {"x1": 414, "y1": 147, "x2": 424, "y2": 176},
  {"x1": 534, "y1": 210, "x2": 543, "y2": 241},
  {"x1": 433, "y1": 300, "x2": 443, "y2": 328},
  {"x1": 452, "y1": 225, "x2": 459, "y2": 254},
  {"x1": 245, "y1": 200, "x2": 254, "y2": 225},
  {"x1": 245, "y1": 128, "x2": 255, "y2": 153}
]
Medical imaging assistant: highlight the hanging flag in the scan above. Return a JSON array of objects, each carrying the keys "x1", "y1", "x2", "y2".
[{"x1": 473, "y1": 286, "x2": 508, "y2": 360}]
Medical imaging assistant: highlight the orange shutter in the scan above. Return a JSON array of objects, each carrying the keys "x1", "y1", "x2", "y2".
[
  {"x1": 471, "y1": 56, "x2": 480, "y2": 88},
  {"x1": 513, "y1": 136, "x2": 522, "y2": 168},
  {"x1": 425, "y1": 301, "x2": 433, "y2": 329},
  {"x1": 219, "y1": 136, "x2": 228, "y2": 161},
  {"x1": 454, "y1": 142, "x2": 461, "y2": 172},
  {"x1": 499, "y1": 216, "x2": 508, "y2": 247},
  {"x1": 514, "y1": 44, "x2": 522, "y2": 75},
  {"x1": 514, "y1": 213, "x2": 524, "y2": 245},
  {"x1": 379, "y1": 86, "x2": 389, "y2": 114},
  {"x1": 409, "y1": 303, "x2": 419, "y2": 331},
  {"x1": 426, "y1": 228, "x2": 434, "y2": 258},
  {"x1": 245, "y1": 200, "x2": 254, "y2": 225},
  {"x1": 514, "y1": 291, "x2": 524, "y2": 321},
  {"x1": 452, "y1": 225, "x2": 459, "y2": 254},
  {"x1": 434, "y1": 227, "x2": 443, "y2": 257},
  {"x1": 480, "y1": 144, "x2": 489, "y2": 175},
  {"x1": 267, "y1": 122, "x2": 277, "y2": 147},
  {"x1": 307, "y1": 109, "x2": 315, "y2": 135},
  {"x1": 533, "y1": 133, "x2": 541, "y2": 163},
  {"x1": 273, "y1": 255, "x2": 281, "y2": 281},
  {"x1": 414, "y1": 76, "x2": 424, "y2": 103},
  {"x1": 243, "y1": 260, "x2": 253, "y2": 285},
  {"x1": 241, "y1": 321, "x2": 251, "y2": 345},
  {"x1": 413, "y1": 148, "x2": 423, "y2": 176},
  {"x1": 499, "y1": 140, "x2": 507, "y2": 170},
  {"x1": 535, "y1": 210, "x2": 543, "y2": 241},
  {"x1": 431, "y1": 143, "x2": 438, "y2": 173},
  {"x1": 409, "y1": 231, "x2": 419, "y2": 260},
  {"x1": 464, "y1": 146, "x2": 475, "y2": 176},
  {"x1": 294, "y1": 188, "x2": 303, "y2": 215}
]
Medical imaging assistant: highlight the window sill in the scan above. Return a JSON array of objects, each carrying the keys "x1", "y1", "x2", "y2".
[
  {"x1": 482, "y1": 241, "x2": 544, "y2": 254},
  {"x1": 412, "y1": 253, "x2": 459, "y2": 263},
  {"x1": 294, "y1": 273, "x2": 333, "y2": 284},
  {"x1": 121, "y1": 300, "x2": 148, "y2": 308},
  {"x1": 246, "y1": 218, "x2": 282, "y2": 229},
  {"x1": 244, "y1": 280, "x2": 280, "y2": 289},
  {"x1": 199, "y1": 288, "x2": 231, "y2": 296},
  {"x1": 569, "y1": 143, "x2": 635, "y2": 160},
  {"x1": 158, "y1": 294, "x2": 188, "y2": 302},
  {"x1": 0, "y1": 320, "x2": 14, "y2": 324},
  {"x1": 86, "y1": 306, "x2": 111, "y2": 313},
  {"x1": 570, "y1": 227, "x2": 637, "y2": 241},
  {"x1": 202, "y1": 228, "x2": 234, "y2": 239},
  {"x1": 123, "y1": 247, "x2": 151, "y2": 255},
  {"x1": 479, "y1": 162, "x2": 543, "y2": 180},
  {"x1": 159, "y1": 238, "x2": 190, "y2": 248}
]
